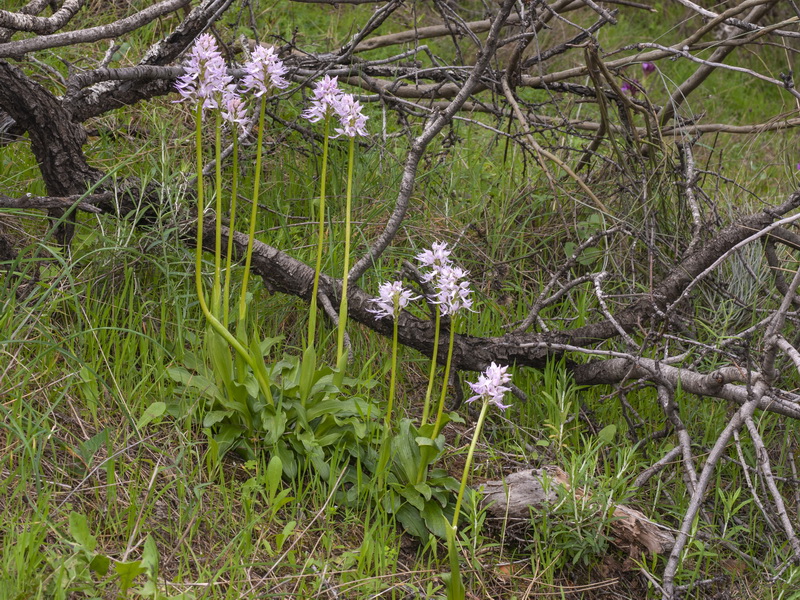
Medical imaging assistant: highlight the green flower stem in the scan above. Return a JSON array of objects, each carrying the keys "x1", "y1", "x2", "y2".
[
  {"x1": 336, "y1": 135, "x2": 355, "y2": 365},
  {"x1": 194, "y1": 104, "x2": 273, "y2": 405},
  {"x1": 222, "y1": 129, "x2": 239, "y2": 327},
  {"x1": 376, "y1": 305, "x2": 400, "y2": 491},
  {"x1": 452, "y1": 398, "x2": 490, "y2": 529},
  {"x1": 239, "y1": 97, "x2": 267, "y2": 327},
  {"x1": 385, "y1": 303, "x2": 400, "y2": 431},
  {"x1": 308, "y1": 114, "x2": 331, "y2": 348},
  {"x1": 420, "y1": 305, "x2": 441, "y2": 425},
  {"x1": 432, "y1": 316, "x2": 458, "y2": 439},
  {"x1": 212, "y1": 110, "x2": 223, "y2": 317}
]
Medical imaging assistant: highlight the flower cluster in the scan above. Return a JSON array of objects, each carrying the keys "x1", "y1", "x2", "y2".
[
  {"x1": 242, "y1": 44, "x2": 289, "y2": 96},
  {"x1": 220, "y1": 89, "x2": 249, "y2": 132},
  {"x1": 431, "y1": 265, "x2": 474, "y2": 315},
  {"x1": 416, "y1": 241, "x2": 452, "y2": 282},
  {"x1": 368, "y1": 281, "x2": 420, "y2": 320},
  {"x1": 301, "y1": 76, "x2": 369, "y2": 137},
  {"x1": 416, "y1": 242, "x2": 474, "y2": 316},
  {"x1": 642, "y1": 61, "x2": 656, "y2": 75},
  {"x1": 175, "y1": 33, "x2": 232, "y2": 112},
  {"x1": 334, "y1": 93, "x2": 369, "y2": 138},
  {"x1": 466, "y1": 362, "x2": 512, "y2": 411},
  {"x1": 176, "y1": 36, "x2": 291, "y2": 128},
  {"x1": 621, "y1": 79, "x2": 640, "y2": 97},
  {"x1": 302, "y1": 75, "x2": 343, "y2": 123}
]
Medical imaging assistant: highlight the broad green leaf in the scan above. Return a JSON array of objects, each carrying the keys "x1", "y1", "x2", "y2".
[
  {"x1": 597, "y1": 424, "x2": 617, "y2": 445},
  {"x1": 207, "y1": 329, "x2": 232, "y2": 384},
  {"x1": 167, "y1": 367, "x2": 222, "y2": 400},
  {"x1": 69, "y1": 511, "x2": 96, "y2": 552},
  {"x1": 298, "y1": 345, "x2": 316, "y2": 402},
  {"x1": 141, "y1": 535, "x2": 158, "y2": 578},
  {"x1": 214, "y1": 424, "x2": 244, "y2": 455},
  {"x1": 395, "y1": 503, "x2": 429, "y2": 540},
  {"x1": 392, "y1": 419, "x2": 421, "y2": 482},
  {"x1": 203, "y1": 410, "x2": 233, "y2": 428},
  {"x1": 258, "y1": 335, "x2": 284, "y2": 356},
  {"x1": 137, "y1": 402, "x2": 166, "y2": 429},
  {"x1": 415, "y1": 436, "x2": 439, "y2": 448},
  {"x1": 77, "y1": 429, "x2": 108, "y2": 468},
  {"x1": 266, "y1": 455, "x2": 283, "y2": 502},
  {"x1": 114, "y1": 559, "x2": 146, "y2": 593},
  {"x1": 414, "y1": 482, "x2": 433, "y2": 501},
  {"x1": 382, "y1": 490, "x2": 402, "y2": 514},
  {"x1": 398, "y1": 486, "x2": 425, "y2": 512},
  {"x1": 422, "y1": 502, "x2": 447, "y2": 538},
  {"x1": 89, "y1": 553, "x2": 110, "y2": 575},
  {"x1": 275, "y1": 443, "x2": 297, "y2": 479}
]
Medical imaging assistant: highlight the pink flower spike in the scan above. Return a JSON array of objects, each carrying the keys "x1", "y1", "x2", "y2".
[
  {"x1": 642, "y1": 62, "x2": 656, "y2": 75},
  {"x1": 368, "y1": 281, "x2": 420, "y2": 320},
  {"x1": 302, "y1": 74, "x2": 344, "y2": 123},
  {"x1": 333, "y1": 93, "x2": 368, "y2": 138},
  {"x1": 466, "y1": 363, "x2": 513, "y2": 411},
  {"x1": 220, "y1": 87, "x2": 249, "y2": 134},
  {"x1": 174, "y1": 33, "x2": 231, "y2": 113},
  {"x1": 430, "y1": 264, "x2": 475, "y2": 316},
  {"x1": 416, "y1": 241, "x2": 453, "y2": 282},
  {"x1": 242, "y1": 44, "x2": 289, "y2": 96}
]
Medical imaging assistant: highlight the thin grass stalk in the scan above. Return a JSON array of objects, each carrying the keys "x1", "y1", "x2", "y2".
[
  {"x1": 308, "y1": 115, "x2": 331, "y2": 348},
  {"x1": 336, "y1": 136, "x2": 355, "y2": 364}
]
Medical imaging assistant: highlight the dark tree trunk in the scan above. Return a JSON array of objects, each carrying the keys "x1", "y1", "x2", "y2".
[{"x1": 0, "y1": 60, "x2": 103, "y2": 245}]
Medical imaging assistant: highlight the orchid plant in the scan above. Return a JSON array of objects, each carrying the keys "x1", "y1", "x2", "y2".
[
  {"x1": 172, "y1": 32, "x2": 509, "y2": 555},
  {"x1": 445, "y1": 363, "x2": 513, "y2": 600},
  {"x1": 332, "y1": 93, "x2": 369, "y2": 371},
  {"x1": 367, "y1": 281, "x2": 419, "y2": 489},
  {"x1": 302, "y1": 75, "x2": 344, "y2": 350}
]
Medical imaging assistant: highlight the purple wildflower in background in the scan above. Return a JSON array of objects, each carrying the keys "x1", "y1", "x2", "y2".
[
  {"x1": 334, "y1": 93, "x2": 368, "y2": 138},
  {"x1": 242, "y1": 45, "x2": 289, "y2": 96},
  {"x1": 642, "y1": 62, "x2": 656, "y2": 75},
  {"x1": 220, "y1": 87, "x2": 249, "y2": 133},
  {"x1": 416, "y1": 241, "x2": 453, "y2": 282},
  {"x1": 302, "y1": 75, "x2": 344, "y2": 123},
  {"x1": 621, "y1": 79, "x2": 640, "y2": 97},
  {"x1": 368, "y1": 281, "x2": 420, "y2": 320},
  {"x1": 466, "y1": 362, "x2": 512, "y2": 411},
  {"x1": 174, "y1": 33, "x2": 231, "y2": 112}
]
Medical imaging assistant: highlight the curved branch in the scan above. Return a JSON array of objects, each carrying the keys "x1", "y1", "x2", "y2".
[
  {"x1": 0, "y1": 0, "x2": 84, "y2": 35},
  {"x1": 0, "y1": 0, "x2": 189, "y2": 59},
  {"x1": 64, "y1": 0, "x2": 235, "y2": 122}
]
